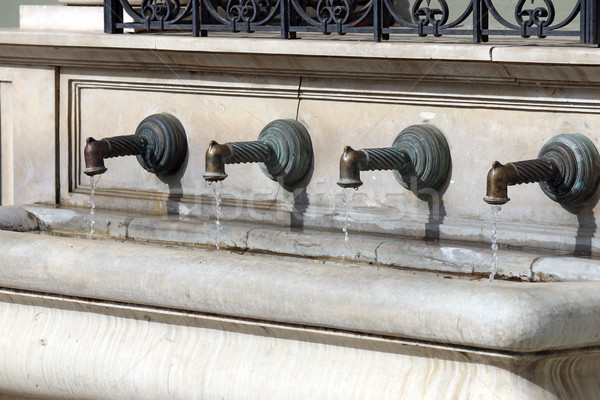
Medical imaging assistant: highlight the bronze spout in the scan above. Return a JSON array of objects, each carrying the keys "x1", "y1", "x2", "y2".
[
  {"x1": 336, "y1": 125, "x2": 451, "y2": 192},
  {"x1": 84, "y1": 137, "x2": 110, "y2": 176},
  {"x1": 83, "y1": 113, "x2": 188, "y2": 177},
  {"x1": 203, "y1": 140, "x2": 234, "y2": 181},
  {"x1": 337, "y1": 146, "x2": 368, "y2": 188},
  {"x1": 202, "y1": 120, "x2": 313, "y2": 186},
  {"x1": 484, "y1": 159, "x2": 557, "y2": 205},
  {"x1": 484, "y1": 133, "x2": 600, "y2": 206},
  {"x1": 336, "y1": 145, "x2": 409, "y2": 189},
  {"x1": 484, "y1": 161, "x2": 517, "y2": 205},
  {"x1": 83, "y1": 134, "x2": 146, "y2": 177}
]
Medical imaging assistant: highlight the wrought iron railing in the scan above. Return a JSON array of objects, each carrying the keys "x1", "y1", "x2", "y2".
[{"x1": 104, "y1": 0, "x2": 599, "y2": 44}]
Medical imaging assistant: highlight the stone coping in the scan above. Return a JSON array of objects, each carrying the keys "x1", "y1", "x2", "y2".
[
  {"x1": 2, "y1": 226, "x2": 600, "y2": 354},
  {"x1": 0, "y1": 28, "x2": 598, "y2": 65}
]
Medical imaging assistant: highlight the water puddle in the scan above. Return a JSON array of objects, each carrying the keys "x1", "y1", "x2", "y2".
[
  {"x1": 210, "y1": 181, "x2": 224, "y2": 250},
  {"x1": 488, "y1": 205, "x2": 502, "y2": 282},
  {"x1": 87, "y1": 175, "x2": 100, "y2": 240}
]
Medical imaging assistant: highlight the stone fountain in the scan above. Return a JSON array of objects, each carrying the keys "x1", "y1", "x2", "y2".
[{"x1": 1, "y1": 2, "x2": 600, "y2": 399}]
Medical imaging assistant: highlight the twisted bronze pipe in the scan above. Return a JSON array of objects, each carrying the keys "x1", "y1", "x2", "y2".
[
  {"x1": 484, "y1": 133, "x2": 600, "y2": 206},
  {"x1": 202, "y1": 119, "x2": 313, "y2": 186},
  {"x1": 484, "y1": 159, "x2": 557, "y2": 205},
  {"x1": 83, "y1": 113, "x2": 188, "y2": 177},
  {"x1": 203, "y1": 140, "x2": 272, "y2": 182},
  {"x1": 336, "y1": 125, "x2": 451, "y2": 192},
  {"x1": 338, "y1": 146, "x2": 410, "y2": 188},
  {"x1": 84, "y1": 135, "x2": 147, "y2": 176}
]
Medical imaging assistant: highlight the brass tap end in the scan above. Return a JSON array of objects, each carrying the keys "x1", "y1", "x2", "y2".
[
  {"x1": 483, "y1": 161, "x2": 517, "y2": 205},
  {"x1": 203, "y1": 140, "x2": 233, "y2": 182},
  {"x1": 84, "y1": 137, "x2": 108, "y2": 176},
  {"x1": 337, "y1": 146, "x2": 367, "y2": 189}
]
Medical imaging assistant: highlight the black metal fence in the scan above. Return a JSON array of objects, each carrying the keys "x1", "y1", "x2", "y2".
[{"x1": 104, "y1": 0, "x2": 599, "y2": 44}]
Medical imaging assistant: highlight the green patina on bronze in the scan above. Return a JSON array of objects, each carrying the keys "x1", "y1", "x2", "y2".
[
  {"x1": 203, "y1": 119, "x2": 313, "y2": 186},
  {"x1": 484, "y1": 133, "x2": 600, "y2": 205},
  {"x1": 337, "y1": 124, "x2": 451, "y2": 192},
  {"x1": 84, "y1": 113, "x2": 188, "y2": 177}
]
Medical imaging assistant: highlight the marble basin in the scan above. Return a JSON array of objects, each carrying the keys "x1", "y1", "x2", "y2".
[{"x1": 1, "y1": 205, "x2": 600, "y2": 399}]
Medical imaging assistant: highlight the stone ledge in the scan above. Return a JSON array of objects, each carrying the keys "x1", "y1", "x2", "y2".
[
  {"x1": 0, "y1": 28, "x2": 597, "y2": 65},
  {"x1": 21, "y1": 205, "x2": 600, "y2": 282},
  {"x1": 0, "y1": 29, "x2": 494, "y2": 61},
  {"x1": 0, "y1": 206, "x2": 38, "y2": 232},
  {"x1": 2, "y1": 221, "x2": 600, "y2": 353},
  {"x1": 1, "y1": 29, "x2": 599, "y2": 85}
]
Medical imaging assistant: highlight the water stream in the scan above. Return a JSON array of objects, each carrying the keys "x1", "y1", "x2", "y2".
[
  {"x1": 211, "y1": 181, "x2": 224, "y2": 250},
  {"x1": 488, "y1": 205, "x2": 502, "y2": 282},
  {"x1": 342, "y1": 188, "x2": 351, "y2": 244},
  {"x1": 341, "y1": 188, "x2": 359, "y2": 259},
  {"x1": 87, "y1": 175, "x2": 100, "y2": 240}
]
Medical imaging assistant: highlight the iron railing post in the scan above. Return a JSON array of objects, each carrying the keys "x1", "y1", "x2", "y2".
[
  {"x1": 192, "y1": 0, "x2": 200, "y2": 37},
  {"x1": 473, "y1": 0, "x2": 489, "y2": 43},
  {"x1": 582, "y1": 0, "x2": 600, "y2": 45},
  {"x1": 373, "y1": 0, "x2": 382, "y2": 42},
  {"x1": 281, "y1": 0, "x2": 290, "y2": 39},
  {"x1": 480, "y1": 0, "x2": 489, "y2": 42},
  {"x1": 104, "y1": 0, "x2": 123, "y2": 34}
]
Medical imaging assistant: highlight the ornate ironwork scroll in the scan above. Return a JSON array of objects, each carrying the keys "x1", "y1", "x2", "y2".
[
  {"x1": 104, "y1": 0, "x2": 599, "y2": 44},
  {"x1": 285, "y1": 0, "x2": 373, "y2": 36},
  {"x1": 105, "y1": 0, "x2": 199, "y2": 34},
  {"x1": 201, "y1": 0, "x2": 281, "y2": 34},
  {"x1": 482, "y1": 0, "x2": 573, "y2": 39}
]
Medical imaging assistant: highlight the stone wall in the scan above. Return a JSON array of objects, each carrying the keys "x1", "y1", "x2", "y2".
[{"x1": 1, "y1": 31, "x2": 599, "y2": 254}]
